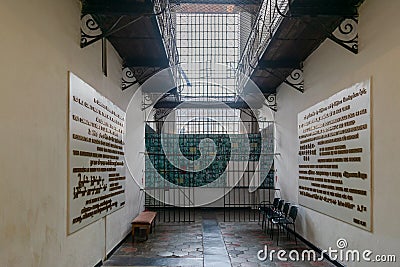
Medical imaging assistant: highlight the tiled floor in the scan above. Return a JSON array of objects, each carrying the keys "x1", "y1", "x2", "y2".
[{"x1": 103, "y1": 210, "x2": 335, "y2": 267}]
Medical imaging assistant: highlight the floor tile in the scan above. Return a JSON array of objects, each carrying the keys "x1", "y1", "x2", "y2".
[{"x1": 103, "y1": 210, "x2": 335, "y2": 267}]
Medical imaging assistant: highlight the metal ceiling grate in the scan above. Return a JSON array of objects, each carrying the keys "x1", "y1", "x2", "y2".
[{"x1": 175, "y1": 12, "x2": 240, "y2": 102}]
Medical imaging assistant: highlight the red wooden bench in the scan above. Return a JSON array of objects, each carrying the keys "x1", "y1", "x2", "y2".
[{"x1": 131, "y1": 211, "x2": 157, "y2": 241}]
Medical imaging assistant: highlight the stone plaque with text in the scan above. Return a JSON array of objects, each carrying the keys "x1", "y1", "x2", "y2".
[
  {"x1": 68, "y1": 72, "x2": 126, "y2": 234},
  {"x1": 298, "y1": 79, "x2": 371, "y2": 231}
]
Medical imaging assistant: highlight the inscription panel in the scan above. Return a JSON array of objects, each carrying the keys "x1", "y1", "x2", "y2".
[
  {"x1": 68, "y1": 72, "x2": 126, "y2": 234},
  {"x1": 297, "y1": 79, "x2": 371, "y2": 231}
]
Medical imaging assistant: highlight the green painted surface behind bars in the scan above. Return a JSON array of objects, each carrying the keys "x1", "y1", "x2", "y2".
[{"x1": 145, "y1": 132, "x2": 274, "y2": 188}]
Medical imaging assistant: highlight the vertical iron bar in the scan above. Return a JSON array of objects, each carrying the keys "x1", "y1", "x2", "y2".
[{"x1": 102, "y1": 37, "x2": 107, "y2": 77}]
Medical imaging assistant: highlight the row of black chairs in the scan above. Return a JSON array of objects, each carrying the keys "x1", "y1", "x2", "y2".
[{"x1": 258, "y1": 198, "x2": 298, "y2": 245}]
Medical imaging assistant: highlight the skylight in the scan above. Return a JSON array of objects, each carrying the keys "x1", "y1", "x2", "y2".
[{"x1": 175, "y1": 13, "x2": 240, "y2": 102}]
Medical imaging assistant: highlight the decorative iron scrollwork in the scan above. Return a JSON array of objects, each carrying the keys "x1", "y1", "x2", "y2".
[
  {"x1": 329, "y1": 18, "x2": 358, "y2": 54},
  {"x1": 266, "y1": 94, "x2": 276, "y2": 106},
  {"x1": 122, "y1": 66, "x2": 163, "y2": 92},
  {"x1": 265, "y1": 94, "x2": 277, "y2": 112},
  {"x1": 121, "y1": 67, "x2": 138, "y2": 91},
  {"x1": 142, "y1": 94, "x2": 154, "y2": 110},
  {"x1": 154, "y1": 108, "x2": 171, "y2": 120},
  {"x1": 285, "y1": 68, "x2": 304, "y2": 93},
  {"x1": 80, "y1": 14, "x2": 102, "y2": 48}
]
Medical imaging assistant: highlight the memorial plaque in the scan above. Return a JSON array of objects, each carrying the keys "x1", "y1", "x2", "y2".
[
  {"x1": 297, "y1": 79, "x2": 371, "y2": 231},
  {"x1": 68, "y1": 72, "x2": 126, "y2": 234}
]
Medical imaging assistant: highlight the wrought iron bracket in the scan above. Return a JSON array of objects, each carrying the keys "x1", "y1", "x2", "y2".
[
  {"x1": 328, "y1": 17, "x2": 359, "y2": 54},
  {"x1": 264, "y1": 94, "x2": 277, "y2": 112},
  {"x1": 80, "y1": 14, "x2": 103, "y2": 48},
  {"x1": 142, "y1": 94, "x2": 155, "y2": 110},
  {"x1": 262, "y1": 67, "x2": 304, "y2": 93},
  {"x1": 143, "y1": 91, "x2": 178, "y2": 111},
  {"x1": 154, "y1": 108, "x2": 172, "y2": 121},
  {"x1": 80, "y1": 6, "x2": 166, "y2": 49},
  {"x1": 121, "y1": 67, "x2": 138, "y2": 91},
  {"x1": 80, "y1": 15, "x2": 140, "y2": 48},
  {"x1": 122, "y1": 66, "x2": 162, "y2": 91},
  {"x1": 80, "y1": 15, "x2": 110, "y2": 76},
  {"x1": 142, "y1": 92, "x2": 170, "y2": 111},
  {"x1": 284, "y1": 68, "x2": 304, "y2": 93}
]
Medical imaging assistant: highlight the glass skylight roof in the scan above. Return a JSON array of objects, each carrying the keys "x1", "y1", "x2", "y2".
[{"x1": 176, "y1": 13, "x2": 240, "y2": 102}]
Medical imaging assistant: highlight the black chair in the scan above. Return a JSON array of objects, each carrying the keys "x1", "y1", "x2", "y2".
[
  {"x1": 268, "y1": 202, "x2": 290, "y2": 237},
  {"x1": 258, "y1": 201, "x2": 270, "y2": 224},
  {"x1": 271, "y1": 205, "x2": 298, "y2": 245},
  {"x1": 265, "y1": 199, "x2": 285, "y2": 233},
  {"x1": 259, "y1": 197, "x2": 280, "y2": 229}
]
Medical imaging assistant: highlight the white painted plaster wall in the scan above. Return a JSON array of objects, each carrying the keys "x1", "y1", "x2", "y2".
[
  {"x1": 0, "y1": 0, "x2": 144, "y2": 266},
  {"x1": 275, "y1": 1, "x2": 400, "y2": 265}
]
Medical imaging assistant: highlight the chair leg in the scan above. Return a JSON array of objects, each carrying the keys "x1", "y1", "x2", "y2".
[
  {"x1": 276, "y1": 223, "x2": 279, "y2": 246},
  {"x1": 287, "y1": 223, "x2": 290, "y2": 239},
  {"x1": 261, "y1": 214, "x2": 264, "y2": 229},
  {"x1": 265, "y1": 216, "x2": 268, "y2": 232},
  {"x1": 270, "y1": 221, "x2": 273, "y2": 239},
  {"x1": 269, "y1": 220, "x2": 273, "y2": 238},
  {"x1": 294, "y1": 224, "x2": 297, "y2": 244}
]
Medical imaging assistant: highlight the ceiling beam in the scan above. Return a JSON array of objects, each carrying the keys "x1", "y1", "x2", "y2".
[
  {"x1": 123, "y1": 57, "x2": 169, "y2": 68},
  {"x1": 257, "y1": 60, "x2": 302, "y2": 70},
  {"x1": 108, "y1": 36, "x2": 159, "y2": 40},
  {"x1": 82, "y1": 0, "x2": 153, "y2": 16},
  {"x1": 288, "y1": 0, "x2": 362, "y2": 17}
]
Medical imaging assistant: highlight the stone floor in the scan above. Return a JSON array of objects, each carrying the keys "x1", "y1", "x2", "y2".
[{"x1": 103, "y1": 210, "x2": 335, "y2": 267}]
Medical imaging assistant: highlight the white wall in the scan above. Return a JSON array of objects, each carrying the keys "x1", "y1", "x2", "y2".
[
  {"x1": 0, "y1": 0, "x2": 144, "y2": 266},
  {"x1": 275, "y1": 1, "x2": 400, "y2": 266}
]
